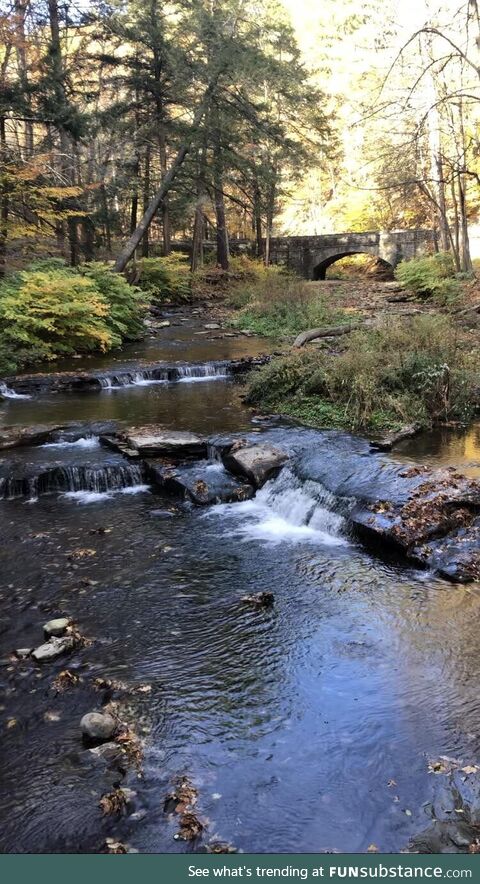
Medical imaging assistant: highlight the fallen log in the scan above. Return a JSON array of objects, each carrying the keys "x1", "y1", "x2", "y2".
[{"x1": 293, "y1": 322, "x2": 363, "y2": 348}]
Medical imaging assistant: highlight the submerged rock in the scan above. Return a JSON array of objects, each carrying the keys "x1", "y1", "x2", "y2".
[
  {"x1": 14, "y1": 648, "x2": 32, "y2": 659},
  {"x1": 119, "y1": 427, "x2": 207, "y2": 459},
  {"x1": 32, "y1": 636, "x2": 75, "y2": 662},
  {"x1": 222, "y1": 440, "x2": 288, "y2": 488},
  {"x1": 241, "y1": 592, "x2": 275, "y2": 608},
  {"x1": 80, "y1": 711, "x2": 117, "y2": 742},
  {"x1": 43, "y1": 617, "x2": 70, "y2": 638},
  {"x1": 147, "y1": 460, "x2": 254, "y2": 505},
  {"x1": 409, "y1": 760, "x2": 480, "y2": 853},
  {"x1": 86, "y1": 741, "x2": 126, "y2": 769}
]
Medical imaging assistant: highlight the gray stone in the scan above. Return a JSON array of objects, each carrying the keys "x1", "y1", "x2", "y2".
[
  {"x1": 204, "y1": 323, "x2": 221, "y2": 330},
  {"x1": 222, "y1": 442, "x2": 288, "y2": 488},
  {"x1": 43, "y1": 617, "x2": 70, "y2": 638},
  {"x1": 87, "y1": 741, "x2": 125, "y2": 767},
  {"x1": 124, "y1": 427, "x2": 207, "y2": 458},
  {"x1": 80, "y1": 711, "x2": 117, "y2": 742},
  {"x1": 15, "y1": 648, "x2": 32, "y2": 659},
  {"x1": 147, "y1": 459, "x2": 255, "y2": 505},
  {"x1": 32, "y1": 636, "x2": 74, "y2": 662}
]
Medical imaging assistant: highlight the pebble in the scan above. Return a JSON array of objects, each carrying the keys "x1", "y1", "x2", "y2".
[{"x1": 43, "y1": 617, "x2": 70, "y2": 638}]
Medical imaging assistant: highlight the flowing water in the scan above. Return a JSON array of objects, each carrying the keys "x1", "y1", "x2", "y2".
[{"x1": 1, "y1": 309, "x2": 480, "y2": 854}]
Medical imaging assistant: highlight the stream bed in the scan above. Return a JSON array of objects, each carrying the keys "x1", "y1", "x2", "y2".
[{"x1": 1, "y1": 308, "x2": 480, "y2": 854}]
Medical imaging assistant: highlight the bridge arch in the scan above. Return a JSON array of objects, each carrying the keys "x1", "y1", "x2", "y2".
[{"x1": 312, "y1": 251, "x2": 394, "y2": 280}]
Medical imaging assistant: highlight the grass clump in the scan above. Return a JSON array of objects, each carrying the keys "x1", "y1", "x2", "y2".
[
  {"x1": 246, "y1": 314, "x2": 478, "y2": 432},
  {"x1": 0, "y1": 259, "x2": 145, "y2": 372},
  {"x1": 228, "y1": 266, "x2": 345, "y2": 337},
  {"x1": 395, "y1": 252, "x2": 460, "y2": 305}
]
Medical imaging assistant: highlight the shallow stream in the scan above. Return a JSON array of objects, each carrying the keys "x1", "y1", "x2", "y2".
[{"x1": 1, "y1": 308, "x2": 480, "y2": 853}]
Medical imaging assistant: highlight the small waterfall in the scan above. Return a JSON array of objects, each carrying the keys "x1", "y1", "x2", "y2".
[
  {"x1": 96, "y1": 361, "x2": 230, "y2": 389},
  {"x1": 98, "y1": 371, "x2": 165, "y2": 389},
  {"x1": 210, "y1": 468, "x2": 346, "y2": 546},
  {"x1": 0, "y1": 462, "x2": 146, "y2": 501},
  {"x1": 175, "y1": 363, "x2": 228, "y2": 383},
  {"x1": 0, "y1": 382, "x2": 31, "y2": 400}
]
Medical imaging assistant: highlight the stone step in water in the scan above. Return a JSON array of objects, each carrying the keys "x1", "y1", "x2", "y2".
[{"x1": 1, "y1": 355, "x2": 271, "y2": 396}]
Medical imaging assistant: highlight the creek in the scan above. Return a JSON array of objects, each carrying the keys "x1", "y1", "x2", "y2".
[{"x1": 1, "y1": 307, "x2": 480, "y2": 854}]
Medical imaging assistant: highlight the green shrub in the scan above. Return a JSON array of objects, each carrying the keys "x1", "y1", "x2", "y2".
[
  {"x1": 394, "y1": 252, "x2": 460, "y2": 304},
  {"x1": 0, "y1": 260, "x2": 145, "y2": 371},
  {"x1": 246, "y1": 314, "x2": 478, "y2": 431},
  {"x1": 80, "y1": 263, "x2": 145, "y2": 341},
  {"x1": 137, "y1": 253, "x2": 191, "y2": 303}
]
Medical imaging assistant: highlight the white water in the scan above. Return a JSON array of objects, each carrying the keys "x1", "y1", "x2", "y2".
[
  {"x1": 99, "y1": 373, "x2": 167, "y2": 390},
  {"x1": 177, "y1": 373, "x2": 228, "y2": 383},
  {"x1": 98, "y1": 362, "x2": 229, "y2": 389},
  {"x1": 208, "y1": 468, "x2": 347, "y2": 546},
  {"x1": 0, "y1": 383, "x2": 31, "y2": 400},
  {"x1": 42, "y1": 437, "x2": 100, "y2": 450},
  {"x1": 62, "y1": 484, "x2": 151, "y2": 504}
]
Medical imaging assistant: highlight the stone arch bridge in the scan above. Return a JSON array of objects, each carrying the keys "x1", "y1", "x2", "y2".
[{"x1": 267, "y1": 229, "x2": 437, "y2": 279}]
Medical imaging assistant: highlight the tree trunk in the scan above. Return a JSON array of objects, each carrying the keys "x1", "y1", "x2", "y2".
[
  {"x1": 0, "y1": 118, "x2": 9, "y2": 278},
  {"x1": 14, "y1": 0, "x2": 34, "y2": 156},
  {"x1": 457, "y1": 173, "x2": 472, "y2": 273},
  {"x1": 254, "y1": 180, "x2": 263, "y2": 258},
  {"x1": 158, "y1": 130, "x2": 171, "y2": 256},
  {"x1": 213, "y1": 112, "x2": 229, "y2": 270},
  {"x1": 141, "y1": 143, "x2": 151, "y2": 258},
  {"x1": 113, "y1": 79, "x2": 219, "y2": 273}
]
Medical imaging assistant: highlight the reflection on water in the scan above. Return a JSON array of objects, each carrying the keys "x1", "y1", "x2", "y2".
[
  {"x1": 1, "y1": 319, "x2": 480, "y2": 854},
  {"x1": 394, "y1": 423, "x2": 480, "y2": 478}
]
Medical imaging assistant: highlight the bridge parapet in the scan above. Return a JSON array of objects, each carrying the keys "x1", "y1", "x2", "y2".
[{"x1": 268, "y1": 229, "x2": 437, "y2": 279}]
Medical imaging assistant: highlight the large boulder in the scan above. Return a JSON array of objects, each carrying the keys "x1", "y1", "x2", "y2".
[
  {"x1": 147, "y1": 460, "x2": 255, "y2": 506},
  {"x1": 222, "y1": 441, "x2": 288, "y2": 488},
  {"x1": 117, "y1": 427, "x2": 207, "y2": 459}
]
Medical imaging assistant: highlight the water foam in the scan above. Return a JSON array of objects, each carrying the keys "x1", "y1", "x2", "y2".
[
  {"x1": 208, "y1": 468, "x2": 346, "y2": 546},
  {"x1": 0, "y1": 383, "x2": 31, "y2": 400},
  {"x1": 42, "y1": 437, "x2": 100, "y2": 450},
  {"x1": 62, "y1": 484, "x2": 151, "y2": 504}
]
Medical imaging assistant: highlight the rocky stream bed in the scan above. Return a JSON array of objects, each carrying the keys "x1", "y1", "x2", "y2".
[{"x1": 2, "y1": 307, "x2": 480, "y2": 854}]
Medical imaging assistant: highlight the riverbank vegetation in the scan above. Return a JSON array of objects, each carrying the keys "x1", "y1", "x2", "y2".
[{"x1": 246, "y1": 314, "x2": 480, "y2": 432}]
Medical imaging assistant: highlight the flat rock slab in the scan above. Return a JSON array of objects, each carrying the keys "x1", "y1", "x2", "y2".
[
  {"x1": 0, "y1": 421, "x2": 120, "y2": 451},
  {"x1": 350, "y1": 467, "x2": 480, "y2": 582},
  {"x1": 120, "y1": 428, "x2": 207, "y2": 459},
  {"x1": 147, "y1": 460, "x2": 255, "y2": 506},
  {"x1": 222, "y1": 441, "x2": 289, "y2": 488}
]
